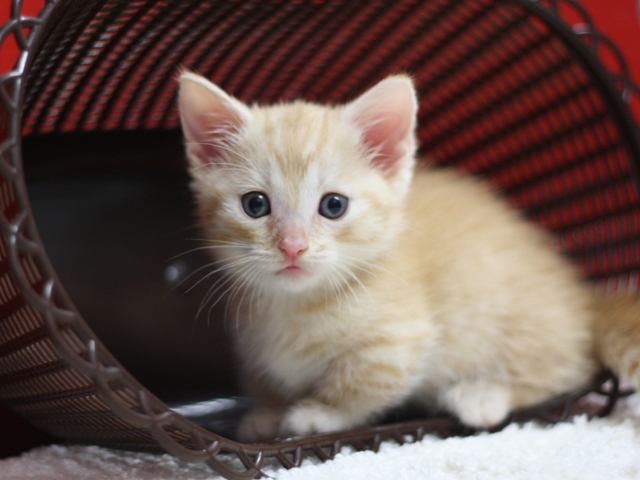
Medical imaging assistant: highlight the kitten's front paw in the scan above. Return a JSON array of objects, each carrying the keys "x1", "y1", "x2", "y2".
[
  {"x1": 237, "y1": 407, "x2": 283, "y2": 443},
  {"x1": 444, "y1": 381, "x2": 511, "y2": 428},
  {"x1": 280, "y1": 400, "x2": 352, "y2": 437}
]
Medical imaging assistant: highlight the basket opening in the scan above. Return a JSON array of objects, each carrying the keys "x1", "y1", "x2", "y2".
[{"x1": 23, "y1": 130, "x2": 243, "y2": 416}]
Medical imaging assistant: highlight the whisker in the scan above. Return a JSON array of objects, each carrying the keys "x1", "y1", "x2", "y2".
[
  {"x1": 247, "y1": 264, "x2": 268, "y2": 327},
  {"x1": 335, "y1": 262, "x2": 376, "y2": 313},
  {"x1": 330, "y1": 267, "x2": 356, "y2": 316},
  {"x1": 197, "y1": 274, "x2": 233, "y2": 328},
  {"x1": 165, "y1": 256, "x2": 231, "y2": 300},
  {"x1": 168, "y1": 243, "x2": 252, "y2": 261},
  {"x1": 180, "y1": 255, "x2": 253, "y2": 295},
  {"x1": 338, "y1": 253, "x2": 410, "y2": 287},
  {"x1": 205, "y1": 263, "x2": 257, "y2": 328},
  {"x1": 230, "y1": 263, "x2": 264, "y2": 335},
  {"x1": 328, "y1": 274, "x2": 348, "y2": 316},
  {"x1": 225, "y1": 262, "x2": 256, "y2": 321},
  {"x1": 196, "y1": 262, "x2": 252, "y2": 324}
]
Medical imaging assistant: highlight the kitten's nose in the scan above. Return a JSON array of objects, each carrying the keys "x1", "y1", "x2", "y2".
[{"x1": 279, "y1": 236, "x2": 308, "y2": 261}]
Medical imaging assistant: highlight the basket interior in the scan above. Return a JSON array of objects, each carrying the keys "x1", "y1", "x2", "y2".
[{"x1": 24, "y1": 130, "x2": 240, "y2": 404}]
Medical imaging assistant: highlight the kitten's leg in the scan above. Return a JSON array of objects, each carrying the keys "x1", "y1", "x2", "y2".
[
  {"x1": 237, "y1": 374, "x2": 288, "y2": 443},
  {"x1": 442, "y1": 380, "x2": 511, "y2": 428},
  {"x1": 237, "y1": 405, "x2": 286, "y2": 443},
  {"x1": 280, "y1": 353, "x2": 416, "y2": 437},
  {"x1": 280, "y1": 399, "x2": 355, "y2": 436},
  {"x1": 444, "y1": 381, "x2": 569, "y2": 428}
]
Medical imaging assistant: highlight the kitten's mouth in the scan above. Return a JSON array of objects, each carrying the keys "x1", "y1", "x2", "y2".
[{"x1": 277, "y1": 265, "x2": 310, "y2": 277}]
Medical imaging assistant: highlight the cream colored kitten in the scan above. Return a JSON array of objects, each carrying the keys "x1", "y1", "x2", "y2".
[{"x1": 178, "y1": 72, "x2": 640, "y2": 442}]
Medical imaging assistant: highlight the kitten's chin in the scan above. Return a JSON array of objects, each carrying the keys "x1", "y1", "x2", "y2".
[{"x1": 273, "y1": 266, "x2": 319, "y2": 292}]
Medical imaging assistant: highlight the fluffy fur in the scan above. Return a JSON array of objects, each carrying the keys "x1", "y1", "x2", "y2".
[{"x1": 178, "y1": 72, "x2": 640, "y2": 442}]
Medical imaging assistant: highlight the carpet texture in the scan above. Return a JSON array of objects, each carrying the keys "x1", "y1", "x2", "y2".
[{"x1": 2, "y1": 394, "x2": 639, "y2": 479}]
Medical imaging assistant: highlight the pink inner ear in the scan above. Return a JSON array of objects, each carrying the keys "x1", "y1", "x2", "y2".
[
  {"x1": 361, "y1": 110, "x2": 412, "y2": 173},
  {"x1": 179, "y1": 77, "x2": 247, "y2": 168},
  {"x1": 346, "y1": 77, "x2": 417, "y2": 175}
]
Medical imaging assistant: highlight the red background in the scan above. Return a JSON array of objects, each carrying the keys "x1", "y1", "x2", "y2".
[{"x1": 2, "y1": 0, "x2": 640, "y2": 97}]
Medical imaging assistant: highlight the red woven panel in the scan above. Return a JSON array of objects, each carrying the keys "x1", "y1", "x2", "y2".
[{"x1": 20, "y1": 0, "x2": 640, "y2": 290}]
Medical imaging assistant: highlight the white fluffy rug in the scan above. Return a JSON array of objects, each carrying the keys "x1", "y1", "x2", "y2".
[{"x1": 2, "y1": 395, "x2": 640, "y2": 480}]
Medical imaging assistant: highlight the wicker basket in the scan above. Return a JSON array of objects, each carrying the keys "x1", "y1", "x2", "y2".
[{"x1": 1, "y1": 0, "x2": 639, "y2": 478}]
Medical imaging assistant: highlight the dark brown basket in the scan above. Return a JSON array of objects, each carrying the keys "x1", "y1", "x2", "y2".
[{"x1": 1, "y1": 0, "x2": 639, "y2": 478}]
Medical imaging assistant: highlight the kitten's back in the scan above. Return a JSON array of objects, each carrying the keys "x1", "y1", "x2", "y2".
[{"x1": 396, "y1": 166, "x2": 597, "y2": 405}]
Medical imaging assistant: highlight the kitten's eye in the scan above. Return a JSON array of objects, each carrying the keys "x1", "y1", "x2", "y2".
[
  {"x1": 242, "y1": 191, "x2": 271, "y2": 218},
  {"x1": 319, "y1": 193, "x2": 348, "y2": 219}
]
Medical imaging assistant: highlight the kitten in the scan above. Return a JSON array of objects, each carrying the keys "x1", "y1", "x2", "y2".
[{"x1": 178, "y1": 72, "x2": 640, "y2": 442}]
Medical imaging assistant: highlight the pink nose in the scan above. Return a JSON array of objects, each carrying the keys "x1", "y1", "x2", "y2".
[{"x1": 279, "y1": 237, "x2": 308, "y2": 261}]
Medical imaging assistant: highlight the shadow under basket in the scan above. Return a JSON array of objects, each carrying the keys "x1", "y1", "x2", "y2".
[{"x1": 1, "y1": 0, "x2": 640, "y2": 478}]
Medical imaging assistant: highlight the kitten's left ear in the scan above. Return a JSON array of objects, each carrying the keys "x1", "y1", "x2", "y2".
[
  {"x1": 343, "y1": 75, "x2": 418, "y2": 176},
  {"x1": 178, "y1": 72, "x2": 252, "y2": 169}
]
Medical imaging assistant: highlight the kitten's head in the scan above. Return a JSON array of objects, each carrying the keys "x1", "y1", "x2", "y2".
[{"x1": 178, "y1": 73, "x2": 418, "y2": 296}]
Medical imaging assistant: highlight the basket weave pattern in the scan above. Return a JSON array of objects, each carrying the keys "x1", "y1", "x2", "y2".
[{"x1": 1, "y1": 1, "x2": 639, "y2": 478}]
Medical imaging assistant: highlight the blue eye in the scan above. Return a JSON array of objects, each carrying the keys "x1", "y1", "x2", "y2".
[
  {"x1": 242, "y1": 192, "x2": 271, "y2": 218},
  {"x1": 319, "y1": 193, "x2": 348, "y2": 219}
]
